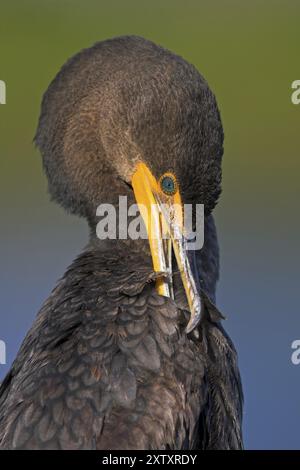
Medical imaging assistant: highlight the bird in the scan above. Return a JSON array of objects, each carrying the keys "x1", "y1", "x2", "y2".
[{"x1": 0, "y1": 36, "x2": 243, "y2": 450}]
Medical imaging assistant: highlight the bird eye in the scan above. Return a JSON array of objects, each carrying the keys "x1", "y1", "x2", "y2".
[{"x1": 159, "y1": 173, "x2": 177, "y2": 196}]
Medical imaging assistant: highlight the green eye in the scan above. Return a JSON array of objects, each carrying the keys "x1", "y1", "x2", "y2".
[{"x1": 160, "y1": 174, "x2": 177, "y2": 195}]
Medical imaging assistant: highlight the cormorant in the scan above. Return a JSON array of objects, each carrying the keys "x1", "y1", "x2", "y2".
[{"x1": 0, "y1": 36, "x2": 243, "y2": 449}]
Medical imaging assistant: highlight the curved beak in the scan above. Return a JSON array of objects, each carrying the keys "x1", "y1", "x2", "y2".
[{"x1": 132, "y1": 163, "x2": 203, "y2": 333}]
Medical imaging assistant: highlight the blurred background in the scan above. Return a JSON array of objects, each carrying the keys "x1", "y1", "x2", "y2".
[{"x1": 0, "y1": 0, "x2": 299, "y2": 449}]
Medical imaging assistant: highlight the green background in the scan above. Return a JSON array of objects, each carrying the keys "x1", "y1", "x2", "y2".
[{"x1": 0, "y1": 0, "x2": 299, "y2": 449}]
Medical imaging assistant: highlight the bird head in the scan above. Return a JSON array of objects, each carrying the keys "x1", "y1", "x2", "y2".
[{"x1": 35, "y1": 36, "x2": 224, "y2": 332}]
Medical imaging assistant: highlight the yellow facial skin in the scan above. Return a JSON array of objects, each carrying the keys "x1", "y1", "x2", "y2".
[{"x1": 131, "y1": 162, "x2": 202, "y2": 333}]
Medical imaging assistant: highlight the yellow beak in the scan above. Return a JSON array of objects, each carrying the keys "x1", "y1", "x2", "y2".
[{"x1": 131, "y1": 162, "x2": 202, "y2": 333}]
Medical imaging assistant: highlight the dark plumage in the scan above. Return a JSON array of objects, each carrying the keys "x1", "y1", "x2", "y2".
[{"x1": 0, "y1": 36, "x2": 243, "y2": 449}]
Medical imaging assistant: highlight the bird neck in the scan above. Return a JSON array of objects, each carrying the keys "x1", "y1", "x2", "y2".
[{"x1": 87, "y1": 233, "x2": 152, "y2": 263}]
